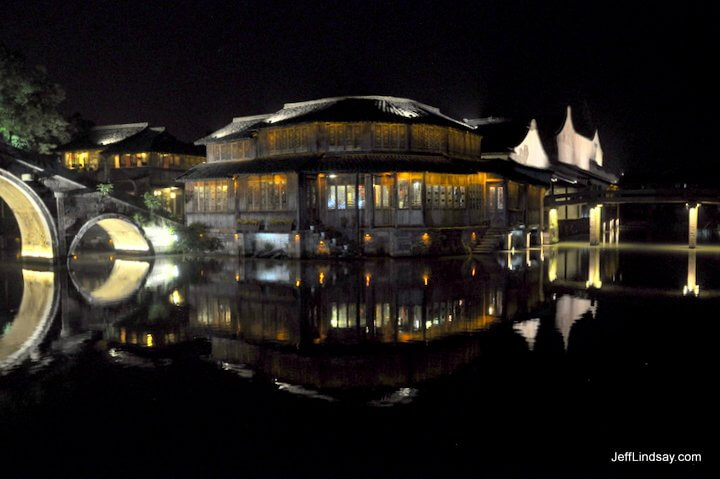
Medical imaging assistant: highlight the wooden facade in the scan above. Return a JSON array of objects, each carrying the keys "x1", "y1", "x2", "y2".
[{"x1": 182, "y1": 97, "x2": 552, "y2": 256}]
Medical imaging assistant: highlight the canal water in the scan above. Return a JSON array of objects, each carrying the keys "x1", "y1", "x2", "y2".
[{"x1": 0, "y1": 245, "x2": 712, "y2": 478}]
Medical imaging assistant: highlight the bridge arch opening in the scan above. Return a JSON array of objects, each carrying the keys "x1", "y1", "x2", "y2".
[
  {"x1": 0, "y1": 170, "x2": 58, "y2": 260},
  {"x1": 68, "y1": 213, "x2": 154, "y2": 257}
]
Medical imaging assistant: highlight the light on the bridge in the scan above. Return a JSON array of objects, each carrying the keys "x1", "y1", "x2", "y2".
[
  {"x1": 97, "y1": 218, "x2": 152, "y2": 252},
  {"x1": 1, "y1": 174, "x2": 56, "y2": 259}
]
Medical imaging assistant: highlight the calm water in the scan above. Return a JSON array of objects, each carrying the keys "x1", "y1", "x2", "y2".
[{"x1": 0, "y1": 246, "x2": 713, "y2": 478}]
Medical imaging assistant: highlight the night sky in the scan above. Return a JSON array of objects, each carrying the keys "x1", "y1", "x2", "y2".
[{"x1": 2, "y1": 0, "x2": 718, "y2": 179}]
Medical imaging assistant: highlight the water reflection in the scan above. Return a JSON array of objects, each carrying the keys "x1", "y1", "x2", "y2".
[
  {"x1": 69, "y1": 258, "x2": 151, "y2": 305},
  {"x1": 0, "y1": 267, "x2": 59, "y2": 372},
  {"x1": 6, "y1": 243, "x2": 720, "y2": 392}
]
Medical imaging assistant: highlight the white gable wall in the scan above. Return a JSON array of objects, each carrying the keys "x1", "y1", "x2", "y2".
[
  {"x1": 509, "y1": 119, "x2": 550, "y2": 169},
  {"x1": 556, "y1": 106, "x2": 600, "y2": 171}
]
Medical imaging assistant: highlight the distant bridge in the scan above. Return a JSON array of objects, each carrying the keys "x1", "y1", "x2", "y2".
[
  {"x1": 544, "y1": 187, "x2": 718, "y2": 248},
  {"x1": 0, "y1": 145, "x2": 181, "y2": 261},
  {"x1": 545, "y1": 188, "x2": 720, "y2": 207}
]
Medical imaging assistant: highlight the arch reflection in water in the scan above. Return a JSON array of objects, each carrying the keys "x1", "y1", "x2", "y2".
[
  {"x1": 187, "y1": 257, "x2": 546, "y2": 390},
  {"x1": 0, "y1": 269, "x2": 59, "y2": 372},
  {"x1": 69, "y1": 257, "x2": 152, "y2": 306}
]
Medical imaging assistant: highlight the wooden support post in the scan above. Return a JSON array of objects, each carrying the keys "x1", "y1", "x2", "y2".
[
  {"x1": 688, "y1": 204, "x2": 698, "y2": 249},
  {"x1": 589, "y1": 205, "x2": 602, "y2": 246}
]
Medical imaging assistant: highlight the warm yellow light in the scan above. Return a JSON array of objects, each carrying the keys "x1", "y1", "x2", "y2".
[
  {"x1": 364, "y1": 233, "x2": 372, "y2": 241},
  {"x1": 96, "y1": 218, "x2": 151, "y2": 252},
  {"x1": 319, "y1": 272, "x2": 325, "y2": 285},
  {"x1": 84, "y1": 259, "x2": 150, "y2": 304},
  {"x1": 146, "y1": 333, "x2": 154, "y2": 348},
  {"x1": 0, "y1": 175, "x2": 55, "y2": 259},
  {"x1": 170, "y1": 192, "x2": 176, "y2": 199},
  {"x1": 235, "y1": 274, "x2": 241, "y2": 281},
  {"x1": 0, "y1": 270, "x2": 56, "y2": 369},
  {"x1": 295, "y1": 233, "x2": 301, "y2": 241},
  {"x1": 295, "y1": 278, "x2": 301, "y2": 287},
  {"x1": 471, "y1": 266, "x2": 476, "y2": 276},
  {"x1": 423, "y1": 274, "x2": 430, "y2": 286},
  {"x1": 471, "y1": 232, "x2": 477, "y2": 241},
  {"x1": 169, "y1": 289, "x2": 183, "y2": 306},
  {"x1": 365, "y1": 273, "x2": 371, "y2": 287}
]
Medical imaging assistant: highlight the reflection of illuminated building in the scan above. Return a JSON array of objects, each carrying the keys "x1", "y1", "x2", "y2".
[
  {"x1": 198, "y1": 257, "x2": 545, "y2": 390},
  {"x1": 514, "y1": 318, "x2": 540, "y2": 350},
  {"x1": 554, "y1": 295, "x2": 596, "y2": 350},
  {"x1": 107, "y1": 325, "x2": 187, "y2": 349}
]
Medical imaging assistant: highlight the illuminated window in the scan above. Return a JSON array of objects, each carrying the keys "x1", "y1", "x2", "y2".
[
  {"x1": 191, "y1": 180, "x2": 230, "y2": 212},
  {"x1": 337, "y1": 185, "x2": 346, "y2": 209},
  {"x1": 411, "y1": 125, "x2": 446, "y2": 152},
  {"x1": 327, "y1": 184, "x2": 336, "y2": 209},
  {"x1": 327, "y1": 175, "x2": 364, "y2": 210},
  {"x1": 267, "y1": 126, "x2": 310, "y2": 155},
  {"x1": 327, "y1": 123, "x2": 362, "y2": 151},
  {"x1": 373, "y1": 176, "x2": 393, "y2": 209},
  {"x1": 245, "y1": 174, "x2": 288, "y2": 211},
  {"x1": 64, "y1": 151, "x2": 97, "y2": 170},
  {"x1": 397, "y1": 174, "x2": 423, "y2": 209},
  {"x1": 372, "y1": 123, "x2": 406, "y2": 150}
]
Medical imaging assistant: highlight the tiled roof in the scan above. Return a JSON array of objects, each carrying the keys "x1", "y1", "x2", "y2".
[
  {"x1": 102, "y1": 128, "x2": 204, "y2": 156},
  {"x1": 57, "y1": 124, "x2": 203, "y2": 157},
  {"x1": 57, "y1": 123, "x2": 148, "y2": 151},
  {"x1": 195, "y1": 96, "x2": 476, "y2": 145}
]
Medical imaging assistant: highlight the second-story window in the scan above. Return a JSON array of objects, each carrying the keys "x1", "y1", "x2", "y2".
[
  {"x1": 412, "y1": 125, "x2": 446, "y2": 152},
  {"x1": 372, "y1": 123, "x2": 406, "y2": 150},
  {"x1": 327, "y1": 123, "x2": 362, "y2": 151},
  {"x1": 266, "y1": 126, "x2": 310, "y2": 155}
]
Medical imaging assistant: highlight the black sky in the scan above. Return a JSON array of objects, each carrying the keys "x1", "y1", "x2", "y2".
[{"x1": 2, "y1": 0, "x2": 718, "y2": 178}]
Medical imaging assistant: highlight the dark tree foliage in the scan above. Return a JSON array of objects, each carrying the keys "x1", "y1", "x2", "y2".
[
  {"x1": 0, "y1": 43, "x2": 71, "y2": 153},
  {"x1": 174, "y1": 223, "x2": 222, "y2": 254}
]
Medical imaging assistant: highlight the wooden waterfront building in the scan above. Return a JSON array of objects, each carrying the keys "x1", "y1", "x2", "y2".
[
  {"x1": 180, "y1": 96, "x2": 553, "y2": 256},
  {"x1": 56, "y1": 123, "x2": 204, "y2": 218}
]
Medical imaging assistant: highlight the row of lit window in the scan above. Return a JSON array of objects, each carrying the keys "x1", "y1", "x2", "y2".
[
  {"x1": 64, "y1": 151, "x2": 202, "y2": 170},
  {"x1": 207, "y1": 123, "x2": 482, "y2": 160},
  {"x1": 329, "y1": 301, "x2": 467, "y2": 332}
]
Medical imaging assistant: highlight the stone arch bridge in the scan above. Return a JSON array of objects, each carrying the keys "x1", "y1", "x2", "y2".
[{"x1": 0, "y1": 147, "x2": 181, "y2": 261}]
